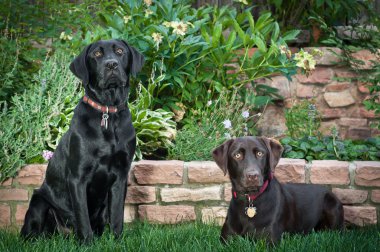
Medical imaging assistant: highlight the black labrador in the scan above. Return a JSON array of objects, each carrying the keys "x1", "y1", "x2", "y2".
[
  {"x1": 212, "y1": 136, "x2": 344, "y2": 245},
  {"x1": 21, "y1": 39, "x2": 144, "y2": 242}
]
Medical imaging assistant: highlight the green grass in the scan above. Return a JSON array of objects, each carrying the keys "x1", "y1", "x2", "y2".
[{"x1": 0, "y1": 222, "x2": 379, "y2": 252}]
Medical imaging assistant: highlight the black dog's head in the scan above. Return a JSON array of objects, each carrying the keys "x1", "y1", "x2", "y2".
[
  {"x1": 212, "y1": 136, "x2": 283, "y2": 191},
  {"x1": 70, "y1": 39, "x2": 144, "y2": 105}
]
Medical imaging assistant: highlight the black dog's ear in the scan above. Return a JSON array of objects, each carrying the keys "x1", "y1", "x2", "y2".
[
  {"x1": 69, "y1": 44, "x2": 93, "y2": 86},
  {"x1": 119, "y1": 40, "x2": 145, "y2": 76},
  {"x1": 259, "y1": 137, "x2": 284, "y2": 171},
  {"x1": 212, "y1": 139, "x2": 234, "y2": 176}
]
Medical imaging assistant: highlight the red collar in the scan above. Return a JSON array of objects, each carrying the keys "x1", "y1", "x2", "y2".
[
  {"x1": 82, "y1": 95, "x2": 124, "y2": 113},
  {"x1": 233, "y1": 173, "x2": 273, "y2": 202}
]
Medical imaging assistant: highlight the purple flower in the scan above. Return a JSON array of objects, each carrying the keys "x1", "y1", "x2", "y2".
[
  {"x1": 222, "y1": 119, "x2": 232, "y2": 129},
  {"x1": 42, "y1": 150, "x2": 54, "y2": 161},
  {"x1": 241, "y1": 111, "x2": 249, "y2": 118}
]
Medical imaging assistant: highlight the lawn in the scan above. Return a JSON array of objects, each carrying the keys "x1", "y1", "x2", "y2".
[{"x1": 0, "y1": 222, "x2": 379, "y2": 252}]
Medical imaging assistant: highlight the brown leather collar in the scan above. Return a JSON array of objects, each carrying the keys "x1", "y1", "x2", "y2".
[{"x1": 82, "y1": 95, "x2": 125, "y2": 113}]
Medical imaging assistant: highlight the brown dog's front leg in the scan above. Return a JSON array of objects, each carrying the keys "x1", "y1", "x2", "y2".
[
  {"x1": 220, "y1": 218, "x2": 236, "y2": 244},
  {"x1": 68, "y1": 178, "x2": 93, "y2": 243}
]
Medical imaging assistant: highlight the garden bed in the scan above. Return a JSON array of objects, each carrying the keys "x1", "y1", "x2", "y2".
[{"x1": 1, "y1": 159, "x2": 379, "y2": 229}]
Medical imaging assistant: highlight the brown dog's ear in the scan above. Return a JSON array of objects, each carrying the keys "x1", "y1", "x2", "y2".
[
  {"x1": 212, "y1": 139, "x2": 234, "y2": 176},
  {"x1": 69, "y1": 44, "x2": 93, "y2": 86},
  {"x1": 119, "y1": 40, "x2": 145, "y2": 76},
  {"x1": 259, "y1": 137, "x2": 284, "y2": 171}
]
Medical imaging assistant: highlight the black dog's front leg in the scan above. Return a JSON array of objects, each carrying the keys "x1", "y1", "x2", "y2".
[
  {"x1": 108, "y1": 177, "x2": 127, "y2": 237},
  {"x1": 68, "y1": 177, "x2": 93, "y2": 243}
]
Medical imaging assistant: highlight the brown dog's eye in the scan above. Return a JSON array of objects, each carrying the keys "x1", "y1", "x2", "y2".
[
  {"x1": 234, "y1": 152, "x2": 243, "y2": 160},
  {"x1": 256, "y1": 151, "x2": 263, "y2": 158},
  {"x1": 94, "y1": 51, "x2": 103, "y2": 57},
  {"x1": 115, "y1": 48, "x2": 124, "y2": 55}
]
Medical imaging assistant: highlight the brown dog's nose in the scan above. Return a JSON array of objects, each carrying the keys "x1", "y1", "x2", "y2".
[{"x1": 105, "y1": 59, "x2": 118, "y2": 70}]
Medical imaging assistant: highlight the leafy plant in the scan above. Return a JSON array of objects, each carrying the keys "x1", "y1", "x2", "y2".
[
  {"x1": 130, "y1": 78, "x2": 176, "y2": 159},
  {"x1": 0, "y1": 33, "x2": 39, "y2": 104},
  {"x1": 281, "y1": 134, "x2": 380, "y2": 161},
  {"x1": 168, "y1": 88, "x2": 262, "y2": 161},
  {"x1": 285, "y1": 100, "x2": 321, "y2": 139}
]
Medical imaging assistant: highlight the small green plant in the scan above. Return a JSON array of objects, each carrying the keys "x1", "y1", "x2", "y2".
[
  {"x1": 168, "y1": 88, "x2": 262, "y2": 161},
  {"x1": 285, "y1": 100, "x2": 321, "y2": 139},
  {"x1": 281, "y1": 134, "x2": 380, "y2": 161}
]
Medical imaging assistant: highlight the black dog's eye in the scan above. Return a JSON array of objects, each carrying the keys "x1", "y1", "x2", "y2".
[
  {"x1": 234, "y1": 152, "x2": 243, "y2": 160},
  {"x1": 115, "y1": 48, "x2": 124, "y2": 55},
  {"x1": 256, "y1": 151, "x2": 264, "y2": 158},
  {"x1": 94, "y1": 51, "x2": 103, "y2": 57}
]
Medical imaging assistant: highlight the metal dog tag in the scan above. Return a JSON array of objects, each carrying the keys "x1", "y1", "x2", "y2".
[
  {"x1": 101, "y1": 113, "x2": 109, "y2": 129},
  {"x1": 245, "y1": 206, "x2": 256, "y2": 218}
]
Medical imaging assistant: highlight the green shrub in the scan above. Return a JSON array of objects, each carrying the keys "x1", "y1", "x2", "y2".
[
  {"x1": 0, "y1": 52, "x2": 80, "y2": 182},
  {"x1": 60, "y1": 0, "x2": 299, "y2": 112}
]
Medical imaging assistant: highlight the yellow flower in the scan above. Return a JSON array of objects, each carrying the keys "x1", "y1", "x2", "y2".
[
  {"x1": 123, "y1": 15, "x2": 132, "y2": 24},
  {"x1": 145, "y1": 9, "x2": 153, "y2": 17},
  {"x1": 294, "y1": 49, "x2": 316, "y2": 71},
  {"x1": 144, "y1": 0, "x2": 152, "y2": 7}
]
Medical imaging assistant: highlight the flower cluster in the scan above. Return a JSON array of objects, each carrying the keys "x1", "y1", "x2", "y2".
[
  {"x1": 59, "y1": 32, "x2": 72, "y2": 41},
  {"x1": 42, "y1": 150, "x2": 54, "y2": 161},
  {"x1": 294, "y1": 48, "x2": 322, "y2": 75},
  {"x1": 163, "y1": 21, "x2": 190, "y2": 36}
]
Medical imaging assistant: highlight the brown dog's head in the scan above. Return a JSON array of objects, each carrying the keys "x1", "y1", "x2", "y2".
[
  {"x1": 70, "y1": 39, "x2": 144, "y2": 105},
  {"x1": 212, "y1": 136, "x2": 283, "y2": 191}
]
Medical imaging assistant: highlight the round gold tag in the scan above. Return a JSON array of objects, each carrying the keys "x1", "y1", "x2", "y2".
[{"x1": 245, "y1": 207, "x2": 256, "y2": 218}]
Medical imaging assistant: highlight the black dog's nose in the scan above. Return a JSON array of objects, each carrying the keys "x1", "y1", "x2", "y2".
[
  {"x1": 105, "y1": 59, "x2": 118, "y2": 70},
  {"x1": 247, "y1": 173, "x2": 259, "y2": 181}
]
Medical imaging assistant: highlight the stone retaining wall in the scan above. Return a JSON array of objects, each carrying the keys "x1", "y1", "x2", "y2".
[
  {"x1": 256, "y1": 47, "x2": 380, "y2": 139},
  {"x1": 1, "y1": 159, "x2": 379, "y2": 229}
]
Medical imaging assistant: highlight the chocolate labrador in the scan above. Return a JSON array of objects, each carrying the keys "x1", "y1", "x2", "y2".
[
  {"x1": 21, "y1": 39, "x2": 144, "y2": 242},
  {"x1": 212, "y1": 136, "x2": 344, "y2": 244}
]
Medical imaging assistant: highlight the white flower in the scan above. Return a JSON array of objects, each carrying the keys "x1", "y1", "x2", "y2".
[
  {"x1": 60, "y1": 31, "x2": 65, "y2": 40},
  {"x1": 242, "y1": 110, "x2": 249, "y2": 118},
  {"x1": 123, "y1": 15, "x2": 132, "y2": 24},
  {"x1": 207, "y1": 100, "x2": 212, "y2": 106},
  {"x1": 172, "y1": 21, "x2": 188, "y2": 36},
  {"x1": 152, "y1": 32, "x2": 163, "y2": 44},
  {"x1": 223, "y1": 119, "x2": 232, "y2": 129}
]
